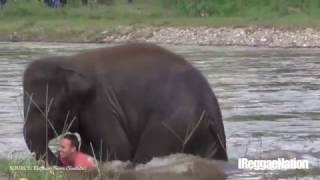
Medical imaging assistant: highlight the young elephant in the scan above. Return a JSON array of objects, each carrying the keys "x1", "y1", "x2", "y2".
[{"x1": 23, "y1": 43, "x2": 228, "y2": 165}]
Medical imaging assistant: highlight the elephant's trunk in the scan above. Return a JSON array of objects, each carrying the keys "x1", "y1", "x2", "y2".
[{"x1": 23, "y1": 115, "x2": 60, "y2": 165}]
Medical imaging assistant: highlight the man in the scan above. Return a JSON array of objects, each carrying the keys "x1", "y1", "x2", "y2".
[
  {"x1": 0, "y1": 0, "x2": 7, "y2": 7},
  {"x1": 59, "y1": 134, "x2": 96, "y2": 169}
]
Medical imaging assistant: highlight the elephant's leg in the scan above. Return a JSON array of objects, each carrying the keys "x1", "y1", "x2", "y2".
[
  {"x1": 132, "y1": 114, "x2": 187, "y2": 163},
  {"x1": 80, "y1": 139, "x2": 117, "y2": 162},
  {"x1": 183, "y1": 122, "x2": 228, "y2": 161},
  {"x1": 79, "y1": 92, "x2": 134, "y2": 162}
]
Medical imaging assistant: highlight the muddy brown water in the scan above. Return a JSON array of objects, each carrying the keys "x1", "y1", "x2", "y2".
[{"x1": 0, "y1": 42, "x2": 319, "y2": 179}]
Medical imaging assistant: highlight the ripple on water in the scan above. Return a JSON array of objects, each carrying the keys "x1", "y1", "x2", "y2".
[{"x1": 0, "y1": 43, "x2": 319, "y2": 179}]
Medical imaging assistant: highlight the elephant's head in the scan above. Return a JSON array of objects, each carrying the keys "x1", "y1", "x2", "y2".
[{"x1": 23, "y1": 57, "x2": 93, "y2": 165}]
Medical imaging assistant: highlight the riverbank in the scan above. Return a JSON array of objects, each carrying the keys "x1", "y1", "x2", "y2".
[
  {"x1": 101, "y1": 26, "x2": 320, "y2": 48},
  {"x1": 2, "y1": 1, "x2": 320, "y2": 48},
  {"x1": 2, "y1": 25, "x2": 320, "y2": 48},
  {"x1": 0, "y1": 21, "x2": 320, "y2": 48}
]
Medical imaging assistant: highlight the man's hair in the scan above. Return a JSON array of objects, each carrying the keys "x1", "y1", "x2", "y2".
[{"x1": 63, "y1": 134, "x2": 80, "y2": 151}]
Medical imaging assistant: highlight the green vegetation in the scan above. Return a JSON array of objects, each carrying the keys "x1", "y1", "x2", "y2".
[
  {"x1": 172, "y1": 0, "x2": 320, "y2": 17},
  {"x1": 1, "y1": 0, "x2": 320, "y2": 20},
  {"x1": 0, "y1": 0, "x2": 320, "y2": 41},
  {"x1": 1, "y1": 157, "x2": 320, "y2": 180},
  {"x1": 0, "y1": 158, "x2": 70, "y2": 180},
  {"x1": 0, "y1": 157, "x2": 110, "y2": 180}
]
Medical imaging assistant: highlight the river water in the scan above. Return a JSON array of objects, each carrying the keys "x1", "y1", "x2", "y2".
[{"x1": 0, "y1": 42, "x2": 319, "y2": 179}]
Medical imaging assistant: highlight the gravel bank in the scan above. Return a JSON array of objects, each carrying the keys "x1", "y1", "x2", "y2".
[{"x1": 101, "y1": 26, "x2": 320, "y2": 48}]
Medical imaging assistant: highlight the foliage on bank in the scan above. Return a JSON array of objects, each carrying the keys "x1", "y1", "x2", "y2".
[
  {"x1": 1, "y1": 0, "x2": 320, "y2": 19},
  {"x1": 0, "y1": 158, "x2": 102, "y2": 180},
  {"x1": 0, "y1": 0, "x2": 320, "y2": 43},
  {"x1": 170, "y1": 0, "x2": 320, "y2": 17}
]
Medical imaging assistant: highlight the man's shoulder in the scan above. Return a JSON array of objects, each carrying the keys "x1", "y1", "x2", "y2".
[{"x1": 74, "y1": 152, "x2": 96, "y2": 167}]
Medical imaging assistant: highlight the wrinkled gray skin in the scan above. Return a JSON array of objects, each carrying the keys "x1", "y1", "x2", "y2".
[{"x1": 23, "y1": 43, "x2": 228, "y2": 165}]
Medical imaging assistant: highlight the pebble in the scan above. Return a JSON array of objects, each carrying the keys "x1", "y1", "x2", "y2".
[{"x1": 101, "y1": 26, "x2": 320, "y2": 48}]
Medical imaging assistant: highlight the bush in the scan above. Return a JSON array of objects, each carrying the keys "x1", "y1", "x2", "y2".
[
  {"x1": 1, "y1": 0, "x2": 47, "y2": 17},
  {"x1": 97, "y1": 0, "x2": 114, "y2": 5},
  {"x1": 164, "y1": 0, "x2": 320, "y2": 17},
  {"x1": 175, "y1": 0, "x2": 215, "y2": 16}
]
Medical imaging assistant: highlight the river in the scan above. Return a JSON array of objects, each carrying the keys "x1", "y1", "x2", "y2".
[{"x1": 0, "y1": 42, "x2": 319, "y2": 179}]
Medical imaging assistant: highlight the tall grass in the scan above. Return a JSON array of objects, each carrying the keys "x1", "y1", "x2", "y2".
[
  {"x1": 0, "y1": 157, "x2": 100, "y2": 180},
  {"x1": 0, "y1": 90, "x2": 106, "y2": 180}
]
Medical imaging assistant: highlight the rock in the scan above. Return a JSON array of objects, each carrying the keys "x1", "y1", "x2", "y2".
[{"x1": 10, "y1": 32, "x2": 19, "y2": 42}]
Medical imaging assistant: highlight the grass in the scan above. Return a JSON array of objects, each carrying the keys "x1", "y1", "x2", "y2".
[
  {"x1": 1, "y1": 0, "x2": 320, "y2": 42},
  {"x1": 9, "y1": 89, "x2": 123, "y2": 180},
  {"x1": 0, "y1": 157, "x2": 117, "y2": 180},
  {"x1": 0, "y1": 157, "x2": 69, "y2": 180}
]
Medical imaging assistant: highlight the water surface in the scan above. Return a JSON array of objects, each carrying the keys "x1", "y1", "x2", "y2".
[{"x1": 0, "y1": 42, "x2": 319, "y2": 179}]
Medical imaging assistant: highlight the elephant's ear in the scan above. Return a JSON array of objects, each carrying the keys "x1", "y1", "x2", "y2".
[{"x1": 59, "y1": 67, "x2": 93, "y2": 97}]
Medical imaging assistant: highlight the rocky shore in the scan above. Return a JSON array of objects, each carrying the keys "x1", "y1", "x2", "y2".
[
  {"x1": 5, "y1": 26, "x2": 320, "y2": 48},
  {"x1": 100, "y1": 26, "x2": 320, "y2": 48}
]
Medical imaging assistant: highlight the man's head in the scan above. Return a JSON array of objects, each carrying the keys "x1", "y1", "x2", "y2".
[{"x1": 59, "y1": 134, "x2": 79, "y2": 160}]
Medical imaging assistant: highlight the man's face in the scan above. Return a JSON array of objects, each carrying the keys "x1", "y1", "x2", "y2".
[{"x1": 59, "y1": 138, "x2": 76, "y2": 159}]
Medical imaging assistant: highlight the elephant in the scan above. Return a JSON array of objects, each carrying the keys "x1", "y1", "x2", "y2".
[{"x1": 23, "y1": 43, "x2": 228, "y2": 166}]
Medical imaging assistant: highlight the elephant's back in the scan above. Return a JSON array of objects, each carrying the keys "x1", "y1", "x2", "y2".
[{"x1": 73, "y1": 43, "x2": 192, "y2": 72}]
